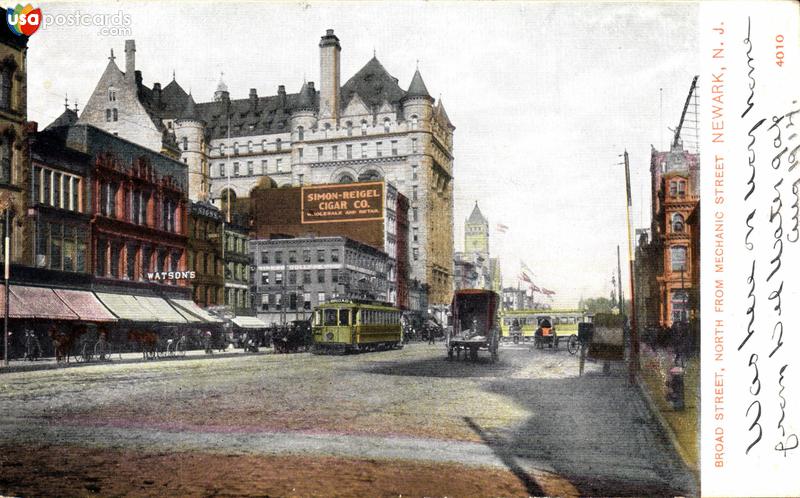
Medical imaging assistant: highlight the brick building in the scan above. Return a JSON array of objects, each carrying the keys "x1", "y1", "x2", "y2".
[
  {"x1": 635, "y1": 140, "x2": 700, "y2": 328},
  {"x1": 250, "y1": 180, "x2": 408, "y2": 309},
  {"x1": 188, "y1": 200, "x2": 224, "y2": 307},
  {"x1": 250, "y1": 236, "x2": 389, "y2": 325}
]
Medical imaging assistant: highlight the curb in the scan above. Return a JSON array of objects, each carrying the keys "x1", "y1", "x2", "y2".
[
  {"x1": 634, "y1": 372, "x2": 699, "y2": 482},
  {"x1": 0, "y1": 349, "x2": 273, "y2": 375}
]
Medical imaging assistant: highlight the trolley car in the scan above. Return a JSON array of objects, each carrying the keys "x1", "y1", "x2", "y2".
[
  {"x1": 499, "y1": 309, "x2": 586, "y2": 343},
  {"x1": 312, "y1": 300, "x2": 402, "y2": 353}
]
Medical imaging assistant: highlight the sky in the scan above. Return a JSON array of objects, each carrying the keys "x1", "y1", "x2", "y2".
[{"x1": 27, "y1": 1, "x2": 699, "y2": 307}]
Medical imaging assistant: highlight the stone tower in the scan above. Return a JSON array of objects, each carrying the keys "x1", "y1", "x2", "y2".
[
  {"x1": 174, "y1": 94, "x2": 208, "y2": 201},
  {"x1": 465, "y1": 201, "x2": 489, "y2": 259}
]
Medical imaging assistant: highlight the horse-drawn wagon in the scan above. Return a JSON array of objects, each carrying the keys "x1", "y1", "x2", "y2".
[{"x1": 446, "y1": 289, "x2": 500, "y2": 362}]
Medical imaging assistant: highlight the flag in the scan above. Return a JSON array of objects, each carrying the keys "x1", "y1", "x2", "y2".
[
  {"x1": 519, "y1": 272, "x2": 531, "y2": 283},
  {"x1": 496, "y1": 223, "x2": 508, "y2": 233},
  {"x1": 531, "y1": 283, "x2": 541, "y2": 293},
  {"x1": 520, "y1": 260, "x2": 535, "y2": 278},
  {"x1": 542, "y1": 288, "x2": 556, "y2": 296}
]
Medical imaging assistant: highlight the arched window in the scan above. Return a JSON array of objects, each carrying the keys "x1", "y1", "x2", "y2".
[
  {"x1": 276, "y1": 138, "x2": 282, "y2": 151},
  {"x1": 337, "y1": 173, "x2": 355, "y2": 184},
  {"x1": 358, "y1": 170, "x2": 382, "y2": 181},
  {"x1": 297, "y1": 126, "x2": 304, "y2": 141},
  {"x1": 670, "y1": 245, "x2": 687, "y2": 272},
  {"x1": 108, "y1": 88, "x2": 116, "y2": 102},
  {"x1": 411, "y1": 115, "x2": 418, "y2": 130},
  {"x1": 0, "y1": 136, "x2": 12, "y2": 183},
  {"x1": 346, "y1": 121, "x2": 353, "y2": 137},
  {"x1": 361, "y1": 120, "x2": 368, "y2": 136},
  {"x1": 383, "y1": 118, "x2": 390, "y2": 133},
  {"x1": 672, "y1": 213, "x2": 685, "y2": 233},
  {"x1": 182, "y1": 136, "x2": 188, "y2": 151}
]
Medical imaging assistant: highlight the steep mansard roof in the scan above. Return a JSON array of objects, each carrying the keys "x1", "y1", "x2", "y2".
[
  {"x1": 340, "y1": 56, "x2": 407, "y2": 109},
  {"x1": 132, "y1": 56, "x2": 436, "y2": 140}
]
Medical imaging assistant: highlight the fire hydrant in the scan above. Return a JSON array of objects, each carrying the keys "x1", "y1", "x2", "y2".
[{"x1": 665, "y1": 366, "x2": 685, "y2": 410}]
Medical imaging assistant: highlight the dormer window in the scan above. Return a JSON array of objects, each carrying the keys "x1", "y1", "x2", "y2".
[
  {"x1": 361, "y1": 120, "x2": 368, "y2": 136},
  {"x1": 384, "y1": 118, "x2": 391, "y2": 133},
  {"x1": 247, "y1": 141, "x2": 253, "y2": 153},
  {"x1": 108, "y1": 88, "x2": 116, "y2": 102},
  {"x1": 669, "y1": 179, "x2": 687, "y2": 198},
  {"x1": 262, "y1": 139, "x2": 267, "y2": 151},
  {"x1": 346, "y1": 121, "x2": 353, "y2": 137},
  {"x1": 233, "y1": 142, "x2": 239, "y2": 156},
  {"x1": 276, "y1": 138, "x2": 282, "y2": 151},
  {"x1": 220, "y1": 144, "x2": 226, "y2": 155}
]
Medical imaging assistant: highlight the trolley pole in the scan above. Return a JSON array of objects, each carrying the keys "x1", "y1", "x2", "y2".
[{"x1": 623, "y1": 150, "x2": 639, "y2": 385}]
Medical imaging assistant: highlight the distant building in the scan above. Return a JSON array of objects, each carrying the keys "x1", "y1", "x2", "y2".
[
  {"x1": 501, "y1": 287, "x2": 531, "y2": 311},
  {"x1": 250, "y1": 236, "x2": 389, "y2": 324},
  {"x1": 456, "y1": 201, "x2": 501, "y2": 291},
  {"x1": 223, "y1": 215, "x2": 251, "y2": 315}
]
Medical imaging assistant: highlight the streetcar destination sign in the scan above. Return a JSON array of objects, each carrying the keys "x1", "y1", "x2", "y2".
[{"x1": 301, "y1": 181, "x2": 384, "y2": 224}]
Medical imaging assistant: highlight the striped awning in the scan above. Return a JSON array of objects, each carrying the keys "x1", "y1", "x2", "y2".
[
  {"x1": 231, "y1": 316, "x2": 268, "y2": 329},
  {"x1": 169, "y1": 299, "x2": 223, "y2": 323},
  {"x1": 0, "y1": 285, "x2": 80, "y2": 320},
  {"x1": 95, "y1": 292, "x2": 160, "y2": 322},
  {"x1": 134, "y1": 296, "x2": 187, "y2": 324},
  {"x1": 54, "y1": 289, "x2": 117, "y2": 322}
]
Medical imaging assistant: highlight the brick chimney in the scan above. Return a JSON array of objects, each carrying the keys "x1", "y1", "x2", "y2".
[
  {"x1": 124, "y1": 40, "x2": 136, "y2": 82},
  {"x1": 319, "y1": 29, "x2": 340, "y2": 120}
]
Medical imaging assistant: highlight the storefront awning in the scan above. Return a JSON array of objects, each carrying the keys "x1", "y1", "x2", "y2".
[
  {"x1": 54, "y1": 289, "x2": 117, "y2": 322},
  {"x1": 134, "y1": 296, "x2": 187, "y2": 324},
  {"x1": 0, "y1": 285, "x2": 80, "y2": 320},
  {"x1": 95, "y1": 292, "x2": 160, "y2": 322},
  {"x1": 231, "y1": 316, "x2": 268, "y2": 329},
  {"x1": 169, "y1": 299, "x2": 223, "y2": 324}
]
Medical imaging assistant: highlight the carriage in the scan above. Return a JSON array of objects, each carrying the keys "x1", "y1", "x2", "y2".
[{"x1": 446, "y1": 289, "x2": 500, "y2": 362}]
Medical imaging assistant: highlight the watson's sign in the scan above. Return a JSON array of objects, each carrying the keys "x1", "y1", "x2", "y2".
[
  {"x1": 146, "y1": 271, "x2": 196, "y2": 281},
  {"x1": 301, "y1": 182, "x2": 384, "y2": 224}
]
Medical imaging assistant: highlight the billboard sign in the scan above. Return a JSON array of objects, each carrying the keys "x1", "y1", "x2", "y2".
[{"x1": 301, "y1": 181, "x2": 384, "y2": 224}]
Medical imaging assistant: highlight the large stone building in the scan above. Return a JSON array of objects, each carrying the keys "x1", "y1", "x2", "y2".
[
  {"x1": 0, "y1": 26, "x2": 29, "y2": 267},
  {"x1": 635, "y1": 140, "x2": 699, "y2": 328},
  {"x1": 77, "y1": 30, "x2": 455, "y2": 306}
]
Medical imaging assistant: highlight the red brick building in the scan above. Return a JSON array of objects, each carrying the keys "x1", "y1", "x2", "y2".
[{"x1": 635, "y1": 141, "x2": 699, "y2": 328}]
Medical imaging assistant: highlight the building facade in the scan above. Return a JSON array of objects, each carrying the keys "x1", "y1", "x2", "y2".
[
  {"x1": 635, "y1": 140, "x2": 700, "y2": 328},
  {"x1": 250, "y1": 236, "x2": 389, "y2": 324},
  {"x1": 0, "y1": 27, "x2": 29, "y2": 267},
  {"x1": 250, "y1": 180, "x2": 408, "y2": 309},
  {"x1": 77, "y1": 30, "x2": 454, "y2": 306},
  {"x1": 223, "y1": 215, "x2": 251, "y2": 315},
  {"x1": 188, "y1": 201, "x2": 224, "y2": 307}
]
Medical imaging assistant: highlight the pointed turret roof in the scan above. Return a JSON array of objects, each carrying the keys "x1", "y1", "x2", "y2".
[
  {"x1": 45, "y1": 107, "x2": 79, "y2": 130},
  {"x1": 296, "y1": 81, "x2": 316, "y2": 110},
  {"x1": 179, "y1": 93, "x2": 201, "y2": 121},
  {"x1": 467, "y1": 201, "x2": 488, "y2": 225},
  {"x1": 436, "y1": 99, "x2": 454, "y2": 129},
  {"x1": 406, "y1": 68, "x2": 432, "y2": 99}
]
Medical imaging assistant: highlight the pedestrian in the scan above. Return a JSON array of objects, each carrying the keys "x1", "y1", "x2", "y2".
[
  {"x1": 204, "y1": 329, "x2": 213, "y2": 354},
  {"x1": 428, "y1": 324, "x2": 436, "y2": 344}
]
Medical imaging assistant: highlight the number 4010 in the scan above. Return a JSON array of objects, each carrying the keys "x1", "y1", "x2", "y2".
[{"x1": 776, "y1": 34, "x2": 785, "y2": 67}]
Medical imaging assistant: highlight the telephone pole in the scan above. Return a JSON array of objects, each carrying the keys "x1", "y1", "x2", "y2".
[{"x1": 623, "y1": 150, "x2": 639, "y2": 385}]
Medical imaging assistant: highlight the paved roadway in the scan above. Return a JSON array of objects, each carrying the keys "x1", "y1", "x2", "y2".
[{"x1": 0, "y1": 342, "x2": 696, "y2": 497}]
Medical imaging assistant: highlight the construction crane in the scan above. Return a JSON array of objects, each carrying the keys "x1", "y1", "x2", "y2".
[{"x1": 672, "y1": 75, "x2": 699, "y2": 149}]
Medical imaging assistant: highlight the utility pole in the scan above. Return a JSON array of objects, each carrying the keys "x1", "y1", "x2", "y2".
[
  {"x1": 623, "y1": 150, "x2": 639, "y2": 385},
  {"x1": 616, "y1": 245, "x2": 623, "y2": 313}
]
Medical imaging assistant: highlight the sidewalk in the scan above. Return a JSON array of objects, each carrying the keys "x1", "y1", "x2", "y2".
[
  {"x1": 0, "y1": 347, "x2": 272, "y2": 374},
  {"x1": 637, "y1": 344, "x2": 699, "y2": 473}
]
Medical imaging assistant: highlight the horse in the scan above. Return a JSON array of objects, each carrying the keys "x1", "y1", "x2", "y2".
[
  {"x1": 128, "y1": 329, "x2": 158, "y2": 359},
  {"x1": 49, "y1": 324, "x2": 86, "y2": 364}
]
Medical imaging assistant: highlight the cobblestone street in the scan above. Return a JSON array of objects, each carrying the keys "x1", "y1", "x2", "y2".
[{"x1": 0, "y1": 342, "x2": 696, "y2": 497}]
